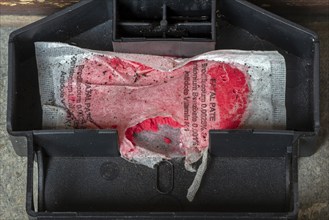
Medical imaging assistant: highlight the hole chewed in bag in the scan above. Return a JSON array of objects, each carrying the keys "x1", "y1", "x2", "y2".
[{"x1": 125, "y1": 117, "x2": 185, "y2": 158}]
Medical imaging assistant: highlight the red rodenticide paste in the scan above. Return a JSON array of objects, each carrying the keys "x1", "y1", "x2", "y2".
[
  {"x1": 208, "y1": 63, "x2": 249, "y2": 129},
  {"x1": 164, "y1": 137, "x2": 172, "y2": 144}
]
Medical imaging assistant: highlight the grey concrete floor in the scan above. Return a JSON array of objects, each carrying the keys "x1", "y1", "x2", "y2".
[
  {"x1": 0, "y1": 26, "x2": 28, "y2": 219},
  {"x1": 0, "y1": 16, "x2": 328, "y2": 220}
]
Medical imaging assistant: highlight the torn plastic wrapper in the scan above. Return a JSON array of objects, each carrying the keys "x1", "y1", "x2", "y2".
[{"x1": 35, "y1": 42, "x2": 286, "y2": 201}]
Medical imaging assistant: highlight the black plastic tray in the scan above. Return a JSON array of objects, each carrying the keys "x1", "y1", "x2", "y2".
[{"x1": 7, "y1": 0, "x2": 319, "y2": 219}]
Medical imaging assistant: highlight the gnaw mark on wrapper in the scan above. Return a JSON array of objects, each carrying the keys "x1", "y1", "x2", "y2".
[{"x1": 125, "y1": 117, "x2": 185, "y2": 158}]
